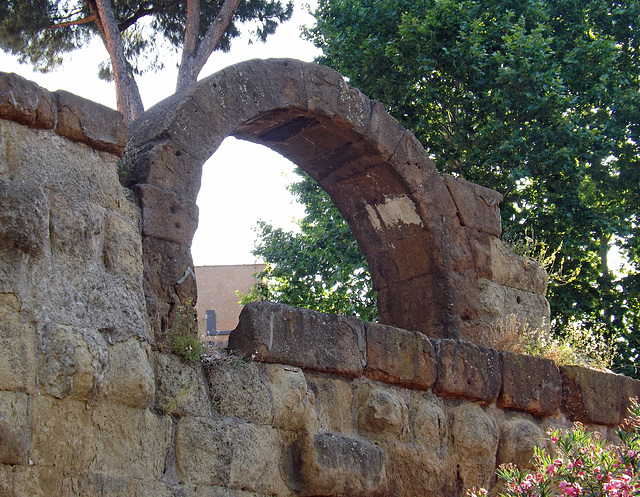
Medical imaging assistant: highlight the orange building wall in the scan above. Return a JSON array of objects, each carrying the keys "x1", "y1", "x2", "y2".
[{"x1": 195, "y1": 264, "x2": 266, "y2": 345}]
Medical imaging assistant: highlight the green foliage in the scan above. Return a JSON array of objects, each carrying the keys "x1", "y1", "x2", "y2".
[
  {"x1": 305, "y1": 0, "x2": 640, "y2": 376},
  {"x1": 467, "y1": 398, "x2": 640, "y2": 496},
  {"x1": 0, "y1": 0, "x2": 293, "y2": 79},
  {"x1": 167, "y1": 301, "x2": 205, "y2": 363},
  {"x1": 244, "y1": 169, "x2": 377, "y2": 322}
]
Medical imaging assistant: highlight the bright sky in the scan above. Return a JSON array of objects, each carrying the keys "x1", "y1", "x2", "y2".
[{"x1": 0, "y1": 0, "x2": 319, "y2": 266}]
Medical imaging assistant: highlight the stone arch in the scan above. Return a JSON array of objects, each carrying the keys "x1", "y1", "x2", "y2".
[{"x1": 123, "y1": 58, "x2": 549, "y2": 343}]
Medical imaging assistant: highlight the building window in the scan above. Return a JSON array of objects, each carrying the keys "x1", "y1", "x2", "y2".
[{"x1": 206, "y1": 310, "x2": 217, "y2": 336}]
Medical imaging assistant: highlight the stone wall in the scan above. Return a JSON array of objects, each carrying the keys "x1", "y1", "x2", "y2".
[{"x1": 1, "y1": 72, "x2": 639, "y2": 497}]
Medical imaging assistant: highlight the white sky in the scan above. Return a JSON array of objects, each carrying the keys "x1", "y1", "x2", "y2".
[{"x1": 0, "y1": 0, "x2": 319, "y2": 266}]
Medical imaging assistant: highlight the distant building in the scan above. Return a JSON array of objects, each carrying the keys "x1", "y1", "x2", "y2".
[{"x1": 195, "y1": 264, "x2": 266, "y2": 348}]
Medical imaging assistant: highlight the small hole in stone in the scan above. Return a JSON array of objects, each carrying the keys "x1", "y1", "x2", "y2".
[
  {"x1": 516, "y1": 296, "x2": 522, "y2": 304},
  {"x1": 175, "y1": 150, "x2": 182, "y2": 157}
]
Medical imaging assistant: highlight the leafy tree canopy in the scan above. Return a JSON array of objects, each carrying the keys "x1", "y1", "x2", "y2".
[
  {"x1": 253, "y1": 0, "x2": 640, "y2": 375},
  {"x1": 0, "y1": 0, "x2": 293, "y2": 121},
  {"x1": 244, "y1": 168, "x2": 377, "y2": 322}
]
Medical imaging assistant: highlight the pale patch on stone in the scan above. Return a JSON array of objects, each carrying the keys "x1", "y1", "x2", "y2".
[{"x1": 366, "y1": 195, "x2": 423, "y2": 231}]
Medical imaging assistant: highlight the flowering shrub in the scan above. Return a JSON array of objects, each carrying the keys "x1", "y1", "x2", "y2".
[{"x1": 468, "y1": 399, "x2": 640, "y2": 496}]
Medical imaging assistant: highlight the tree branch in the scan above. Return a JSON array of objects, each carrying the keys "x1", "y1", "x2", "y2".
[
  {"x1": 39, "y1": 15, "x2": 96, "y2": 31},
  {"x1": 175, "y1": 0, "x2": 241, "y2": 92},
  {"x1": 118, "y1": 8, "x2": 155, "y2": 33}
]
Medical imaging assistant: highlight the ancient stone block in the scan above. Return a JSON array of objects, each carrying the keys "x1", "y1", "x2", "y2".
[
  {"x1": 0, "y1": 178, "x2": 49, "y2": 255},
  {"x1": 175, "y1": 417, "x2": 290, "y2": 494},
  {"x1": 443, "y1": 174, "x2": 503, "y2": 236},
  {"x1": 105, "y1": 339, "x2": 154, "y2": 409},
  {"x1": 355, "y1": 383, "x2": 409, "y2": 441},
  {"x1": 375, "y1": 440, "x2": 457, "y2": 497},
  {"x1": 408, "y1": 391, "x2": 449, "y2": 451},
  {"x1": 0, "y1": 72, "x2": 56, "y2": 128},
  {"x1": 38, "y1": 325, "x2": 109, "y2": 403},
  {"x1": 476, "y1": 278, "x2": 551, "y2": 335},
  {"x1": 228, "y1": 301, "x2": 366, "y2": 377},
  {"x1": 0, "y1": 391, "x2": 28, "y2": 465},
  {"x1": 54, "y1": 89, "x2": 126, "y2": 155},
  {"x1": 138, "y1": 184, "x2": 198, "y2": 245},
  {"x1": 125, "y1": 139, "x2": 203, "y2": 198},
  {"x1": 366, "y1": 99, "x2": 406, "y2": 162},
  {"x1": 450, "y1": 402, "x2": 499, "y2": 491},
  {"x1": 619, "y1": 375, "x2": 640, "y2": 423},
  {"x1": 265, "y1": 364, "x2": 320, "y2": 432},
  {"x1": 377, "y1": 273, "x2": 460, "y2": 339},
  {"x1": 434, "y1": 339, "x2": 502, "y2": 403},
  {"x1": 561, "y1": 365, "x2": 622, "y2": 426},
  {"x1": 0, "y1": 294, "x2": 36, "y2": 394},
  {"x1": 489, "y1": 236, "x2": 548, "y2": 295},
  {"x1": 288, "y1": 432, "x2": 388, "y2": 497},
  {"x1": 154, "y1": 352, "x2": 211, "y2": 417},
  {"x1": 102, "y1": 211, "x2": 144, "y2": 287},
  {"x1": 305, "y1": 374, "x2": 354, "y2": 434},
  {"x1": 499, "y1": 351, "x2": 562, "y2": 416},
  {"x1": 204, "y1": 354, "x2": 271, "y2": 424},
  {"x1": 497, "y1": 416, "x2": 546, "y2": 470},
  {"x1": 29, "y1": 396, "x2": 171, "y2": 479},
  {"x1": 365, "y1": 323, "x2": 437, "y2": 390}
]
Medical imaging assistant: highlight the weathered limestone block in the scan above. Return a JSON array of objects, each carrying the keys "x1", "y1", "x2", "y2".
[
  {"x1": 229, "y1": 301, "x2": 366, "y2": 377},
  {"x1": 175, "y1": 417, "x2": 292, "y2": 495},
  {"x1": 376, "y1": 441, "x2": 457, "y2": 497},
  {"x1": 443, "y1": 174, "x2": 503, "y2": 236},
  {"x1": 138, "y1": 183, "x2": 199, "y2": 245},
  {"x1": 356, "y1": 383, "x2": 409, "y2": 441},
  {"x1": 364, "y1": 322, "x2": 437, "y2": 390},
  {"x1": 0, "y1": 293, "x2": 36, "y2": 394},
  {"x1": 409, "y1": 391, "x2": 449, "y2": 451},
  {"x1": 489, "y1": 236, "x2": 548, "y2": 295},
  {"x1": 204, "y1": 355, "x2": 272, "y2": 424},
  {"x1": 29, "y1": 396, "x2": 171, "y2": 479},
  {"x1": 497, "y1": 415, "x2": 547, "y2": 470},
  {"x1": 471, "y1": 277, "x2": 550, "y2": 335},
  {"x1": 4, "y1": 465, "x2": 178, "y2": 497},
  {"x1": 0, "y1": 72, "x2": 56, "y2": 128},
  {"x1": 387, "y1": 130, "x2": 457, "y2": 224},
  {"x1": 102, "y1": 211, "x2": 144, "y2": 286},
  {"x1": 154, "y1": 352, "x2": 211, "y2": 417},
  {"x1": 434, "y1": 339, "x2": 502, "y2": 403},
  {"x1": 619, "y1": 375, "x2": 640, "y2": 423},
  {"x1": 38, "y1": 325, "x2": 109, "y2": 403},
  {"x1": 0, "y1": 391, "x2": 28, "y2": 465},
  {"x1": 0, "y1": 179, "x2": 49, "y2": 255},
  {"x1": 105, "y1": 338, "x2": 154, "y2": 409},
  {"x1": 305, "y1": 374, "x2": 354, "y2": 434},
  {"x1": 265, "y1": 364, "x2": 320, "y2": 432},
  {"x1": 122, "y1": 138, "x2": 203, "y2": 198},
  {"x1": 499, "y1": 351, "x2": 562, "y2": 416},
  {"x1": 54, "y1": 89, "x2": 126, "y2": 155},
  {"x1": 561, "y1": 365, "x2": 622, "y2": 426},
  {"x1": 288, "y1": 432, "x2": 388, "y2": 497},
  {"x1": 450, "y1": 402, "x2": 499, "y2": 491}
]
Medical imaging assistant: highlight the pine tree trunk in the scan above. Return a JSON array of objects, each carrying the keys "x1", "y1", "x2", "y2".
[{"x1": 90, "y1": 0, "x2": 145, "y2": 123}]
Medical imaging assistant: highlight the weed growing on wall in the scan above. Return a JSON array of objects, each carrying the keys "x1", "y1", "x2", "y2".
[
  {"x1": 168, "y1": 300, "x2": 205, "y2": 363},
  {"x1": 467, "y1": 398, "x2": 640, "y2": 496}
]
